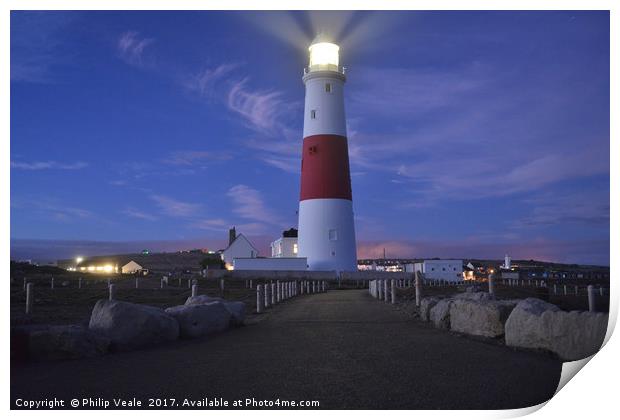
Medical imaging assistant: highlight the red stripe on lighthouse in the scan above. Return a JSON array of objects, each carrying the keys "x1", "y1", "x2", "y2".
[{"x1": 300, "y1": 134, "x2": 352, "y2": 201}]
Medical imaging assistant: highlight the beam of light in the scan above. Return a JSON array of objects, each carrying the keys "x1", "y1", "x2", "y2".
[{"x1": 242, "y1": 11, "x2": 409, "y2": 64}]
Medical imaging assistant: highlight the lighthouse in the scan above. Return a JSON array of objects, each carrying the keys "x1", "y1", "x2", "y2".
[{"x1": 297, "y1": 36, "x2": 357, "y2": 272}]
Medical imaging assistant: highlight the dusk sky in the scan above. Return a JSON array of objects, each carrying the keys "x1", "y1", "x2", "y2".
[{"x1": 10, "y1": 11, "x2": 610, "y2": 264}]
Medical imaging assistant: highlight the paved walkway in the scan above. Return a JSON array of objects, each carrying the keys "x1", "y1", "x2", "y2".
[{"x1": 11, "y1": 290, "x2": 562, "y2": 409}]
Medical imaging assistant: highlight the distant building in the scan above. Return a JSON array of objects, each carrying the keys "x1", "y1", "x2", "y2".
[
  {"x1": 221, "y1": 233, "x2": 259, "y2": 270},
  {"x1": 271, "y1": 228, "x2": 298, "y2": 258},
  {"x1": 61, "y1": 251, "x2": 206, "y2": 274},
  {"x1": 502, "y1": 254, "x2": 512, "y2": 269},
  {"x1": 406, "y1": 259, "x2": 463, "y2": 282},
  {"x1": 233, "y1": 257, "x2": 308, "y2": 271}
]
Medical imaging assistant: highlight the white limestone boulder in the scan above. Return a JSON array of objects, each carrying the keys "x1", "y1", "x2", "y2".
[
  {"x1": 223, "y1": 301, "x2": 246, "y2": 326},
  {"x1": 185, "y1": 295, "x2": 246, "y2": 326},
  {"x1": 505, "y1": 298, "x2": 608, "y2": 361},
  {"x1": 28, "y1": 325, "x2": 110, "y2": 361},
  {"x1": 166, "y1": 302, "x2": 232, "y2": 339},
  {"x1": 185, "y1": 295, "x2": 223, "y2": 305},
  {"x1": 88, "y1": 300, "x2": 179, "y2": 351},
  {"x1": 450, "y1": 299, "x2": 518, "y2": 338},
  {"x1": 419, "y1": 297, "x2": 441, "y2": 322},
  {"x1": 430, "y1": 299, "x2": 453, "y2": 329}
]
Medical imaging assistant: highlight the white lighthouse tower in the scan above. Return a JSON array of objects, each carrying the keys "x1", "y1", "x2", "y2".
[{"x1": 297, "y1": 35, "x2": 357, "y2": 272}]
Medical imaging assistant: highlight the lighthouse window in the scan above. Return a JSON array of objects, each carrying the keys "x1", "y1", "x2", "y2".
[
  {"x1": 310, "y1": 110, "x2": 316, "y2": 119},
  {"x1": 328, "y1": 229, "x2": 338, "y2": 241},
  {"x1": 325, "y1": 83, "x2": 332, "y2": 93}
]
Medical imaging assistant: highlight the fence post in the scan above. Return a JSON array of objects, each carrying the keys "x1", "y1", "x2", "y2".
[
  {"x1": 192, "y1": 284, "x2": 198, "y2": 297},
  {"x1": 26, "y1": 283, "x2": 33, "y2": 315},
  {"x1": 160, "y1": 278, "x2": 165, "y2": 289},
  {"x1": 51, "y1": 276, "x2": 54, "y2": 289},
  {"x1": 488, "y1": 273, "x2": 495, "y2": 297},
  {"x1": 109, "y1": 284, "x2": 116, "y2": 301},
  {"x1": 23, "y1": 277, "x2": 27, "y2": 292},
  {"x1": 553, "y1": 284, "x2": 557, "y2": 294},
  {"x1": 587, "y1": 285, "x2": 596, "y2": 312},
  {"x1": 574, "y1": 285, "x2": 578, "y2": 295},
  {"x1": 271, "y1": 283, "x2": 276, "y2": 305},
  {"x1": 107, "y1": 278, "x2": 111, "y2": 288},
  {"x1": 415, "y1": 271, "x2": 422, "y2": 307},
  {"x1": 378, "y1": 279, "x2": 383, "y2": 300},
  {"x1": 79, "y1": 277, "x2": 82, "y2": 289},
  {"x1": 600, "y1": 286, "x2": 604, "y2": 296},
  {"x1": 257, "y1": 285, "x2": 264, "y2": 313},
  {"x1": 391, "y1": 279, "x2": 396, "y2": 304},
  {"x1": 564, "y1": 285, "x2": 567, "y2": 295},
  {"x1": 135, "y1": 277, "x2": 139, "y2": 289},
  {"x1": 250, "y1": 279, "x2": 253, "y2": 290},
  {"x1": 265, "y1": 283, "x2": 271, "y2": 308},
  {"x1": 384, "y1": 280, "x2": 389, "y2": 302}
]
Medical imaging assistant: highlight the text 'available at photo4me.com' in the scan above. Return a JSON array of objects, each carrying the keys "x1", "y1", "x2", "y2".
[{"x1": 14, "y1": 397, "x2": 322, "y2": 409}]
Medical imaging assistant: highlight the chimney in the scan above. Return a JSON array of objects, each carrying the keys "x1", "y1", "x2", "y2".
[{"x1": 229, "y1": 227, "x2": 236, "y2": 246}]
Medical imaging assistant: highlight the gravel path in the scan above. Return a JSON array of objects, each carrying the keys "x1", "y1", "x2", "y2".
[{"x1": 11, "y1": 289, "x2": 562, "y2": 409}]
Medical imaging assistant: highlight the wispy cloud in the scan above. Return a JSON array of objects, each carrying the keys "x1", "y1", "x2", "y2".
[
  {"x1": 150, "y1": 195, "x2": 200, "y2": 217},
  {"x1": 226, "y1": 184, "x2": 286, "y2": 230},
  {"x1": 185, "y1": 64, "x2": 239, "y2": 99},
  {"x1": 12, "y1": 198, "x2": 95, "y2": 222},
  {"x1": 122, "y1": 207, "x2": 158, "y2": 221},
  {"x1": 227, "y1": 79, "x2": 292, "y2": 135},
  {"x1": 11, "y1": 160, "x2": 88, "y2": 170},
  {"x1": 117, "y1": 31, "x2": 153, "y2": 66}
]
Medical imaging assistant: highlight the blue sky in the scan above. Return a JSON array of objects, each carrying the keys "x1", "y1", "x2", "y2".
[{"x1": 10, "y1": 11, "x2": 610, "y2": 264}]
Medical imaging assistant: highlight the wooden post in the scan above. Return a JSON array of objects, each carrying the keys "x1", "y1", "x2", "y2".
[
  {"x1": 51, "y1": 276, "x2": 54, "y2": 289},
  {"x1": 271, "y1": 283, "x2": 276, "y2": 305},
  {"x1": 553, "y1": 284, "x2": 557, "y2": 294},
  {"x1": 391, "y1": 279, "x2": 396, "y2": 304},
  {"x1": 415, "y1": 271, "x2": 422, "y2": 307},
  {"x1": 178, "y1": 278, "x2": 182, "y2": 287},
  {"x1": 256, "y1": 285, "x2": 264, "y2": 313},
  {"x1": 135, "y1": 278, "x2": 139, "y2": 289},
  {"x1": 250, "y1": 279, "x2": 253, "y2": 289},
  {"x1": 564, "y1": 285, "x2": 567, "y2": 295},
  {"x1": 109, "y1": 284, "x2": 116, "y2": 301},
  {"x1": 587, "y1": 285, "x2": 596, "y2": 312},
  {"x1": 78, "y1": 277, "x2": 82, "y2": 289},
  {"x1": 574, "y1": 285, "x2": 578, "y2": 296},
  {"x1": 192, "y1": 284, "x2": 198, "y2": 297},
  {"x1": 378, "y1": 279, "x2": 383, "y2": 300},
  {"x1": 276, "y1": 281, "x2": 281, "y2": 302},
  {"x1": 220, "y1": 279, "x2": 225, "y2": 296},
  {"x1": 488, "y1": 273, "x2": 495, "y2": 297},
  {"x1": 107, "y1": 278, "x2": 111, "y2": 288},
  {"x1": 26, "y1": 283, "x2": 33, "y2": 315},
  {"x1": 23, "y1": 277, "x2": 27, "y2": 292},
  {"x1": 160, "y1": 278, "x2": 165, "y2": 289},
  {"x1": 600, "y1": 286, "x2": 604, "y2": 296}
]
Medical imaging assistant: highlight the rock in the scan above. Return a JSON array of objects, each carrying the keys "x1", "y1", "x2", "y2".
[
  {"x1": 430, "y1": 299, "x2": 453, "y2": 329},
  {"x1": 505, "y1": 298, "x2": 608, "y2": 361},
  {"x1": 89, "y1": 300, "x2": 179, "y2": 351},
  {"x1": 185, "y1": 295, "x2": 223, "y2": 305},
  {"x1": 223, "y1": 301, "x2": 246, "y2": 326},
  {"x1": 419, "y1": 297, "x2": 441, "y2": 322},
  {"x1": 186, "y1": 295, "x2": 245, "y2": 326},
  {"x1": 452, "y1": 292, "x2": 492, "y2": 301},
  {"x1": 165, "y1": 302, "x2": 232, "y2": 339},
  {"x1": 450, "y1": 299, "x2": 518, "y2": 338},
  {"x1": 28, "y1": 325, "x2": 109, "y2": 361}
]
